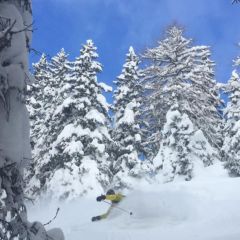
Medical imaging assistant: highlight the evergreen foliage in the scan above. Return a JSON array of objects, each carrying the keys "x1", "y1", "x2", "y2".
[
  {"x1": 222, "y1": 69, "x2": 240, "y2": 176},
  {"x1": 24, "y1": 24, "x2": 240, "y2": 199},
  {"x1": 112, "y1": 47, "x2": 151, "y2": 189},
  {"x1": 142, "y1": 26, "x2": 222, "y2": 173},
  {"x1": 154, "y1": 104, "x2": 217, "y2": 181},
  {"x1": 27, "y1": 41, "x2": 112, "y2": 199},
  {"x1": 142, "y1": 26, "x2": 223, "y2": 180}
]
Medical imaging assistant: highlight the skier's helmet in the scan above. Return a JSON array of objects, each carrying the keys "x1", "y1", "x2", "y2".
[{"x1": 106, "y1": 189, "x2": 115, "y2": 195}]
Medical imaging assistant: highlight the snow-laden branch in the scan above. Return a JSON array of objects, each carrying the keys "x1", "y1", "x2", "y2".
[{"x1": 0, "y1": 18, "x2": 16, "y2": 52}]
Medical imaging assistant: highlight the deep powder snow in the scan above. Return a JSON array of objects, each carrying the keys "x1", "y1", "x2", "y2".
[{"x1": 27, "y1": 163, "x2": 240, "y2": 240}]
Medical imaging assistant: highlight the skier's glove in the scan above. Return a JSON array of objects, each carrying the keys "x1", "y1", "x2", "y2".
[
  {"x1": 92, "y1": 216, "x2": 101, "y2": 222},
  {"x1": 96, "y1": 195, "x2": 106, "y2": 202}
]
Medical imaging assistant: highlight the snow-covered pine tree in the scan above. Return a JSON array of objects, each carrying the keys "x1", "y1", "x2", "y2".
[
  {"x1": 143, "y1": 26, "x2": 222, "y2": 180},
  {"x1": 25, "y1": 54, "x2": 51, "y2": 194},
  {"x1": 27, "y1": 54, "x2": 49, "y2": 153},
  {"x1": 155, "y1": 105, "x2": 194, "y2": 181},
  {"x1": 0, "y1": 1, "x2": 32, "y2": 239},
  {"x1": 30, "y1": 40, "x2": 112, "y2": 200},
  {"x1": 0, "y1": 1, "x2": 64, "y2": 239},
  {"x1": 143, "y1": 26, "x2": 223, "y2": 150},
  {"x1": 111, "y1": 47, "x2": 151, "y2": 189},
  {"x1": 65, "y1": 39, "x2": 112, "y2": 196},
  {"x1": 222, "y1": 69, "x2": 240, "y2": 176},
  {"x1": 154, "y1": 104, "x2": 218, "y2": 182},
  {"x1": 139, "y1": 83, "x2": 161, "y2": 161},
  {"x1": 27, "y1": 48, "x2": 73, "y2": 198},
  {"x1": 40, "y1": 48, "x2": 71, "y2": 154}
]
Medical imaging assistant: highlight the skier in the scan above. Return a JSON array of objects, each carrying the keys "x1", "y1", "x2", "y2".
[{"x1": 91, "y1": 189, "x2": 125, "y2": 221}]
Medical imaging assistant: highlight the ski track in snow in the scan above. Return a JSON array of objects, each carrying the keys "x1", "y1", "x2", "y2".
[{"x1": 27, "y1": 167, "x2": 240, "y2": 240}]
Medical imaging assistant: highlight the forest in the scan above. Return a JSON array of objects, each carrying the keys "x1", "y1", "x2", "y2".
[{"x1": 1, "y1": 0, "x2": 240, "y2": 240}]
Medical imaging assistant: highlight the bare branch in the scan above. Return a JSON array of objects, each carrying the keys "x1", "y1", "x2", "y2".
[
  {"x1": 24, "y1": 196, "x2": 35, "y2": 205},
  {"x1": 43, "y1": 208, "x2": 60, "y2": 226},
  {"x1": 30, "y1": 48, "x2": 52, "y2": 59},
  {"x1": 11, "y1": 21, "x2": 34, "y2": 35}
]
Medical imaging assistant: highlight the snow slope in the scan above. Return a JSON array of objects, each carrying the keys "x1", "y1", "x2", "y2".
[{"x1": 27, "y1": 163, "x2": 240, "y2": 240}]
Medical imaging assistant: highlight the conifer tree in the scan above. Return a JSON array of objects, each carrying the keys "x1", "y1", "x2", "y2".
[
  {"x1": 68, "y1": 39, "x2": 112, "y2": 193},
  {"x1": 222, "y1": 69, "x2": 240, "y2": 176},
  {"x1": 143, "y1": 26, "x2": 222, "y2": 166},
  {"x1": 25, "y1": 54, "x2": 50, "y2": 189},
  {"x1": 143, "y1": 26, "x2": 223, "y2": 148},
  {"x1": 0, "y1": 1, "x2": 32, "y2": 239},
  {"x1": 26, "y1": 49, "x2": 72, "y2": 198},
  {"x1": 154, "y1": 104, "x2": 217, "y2": 182},
  {"x1": 0, "y1": 1, "x2": 64, "y2": 239},
  {"x1": 112, "y1": 47, "x2": 150, "y2": 189},
  {"x1": 28, "y1": 54, "x2": 49, "y2": 151},
  {"x1": 29, "y1": 41, "x2": 112, "y2": 199}
]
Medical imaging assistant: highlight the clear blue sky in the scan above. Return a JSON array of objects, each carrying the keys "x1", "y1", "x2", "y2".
[{"x1": 31, "y1": 0, "x2": 240, "y2": 102}]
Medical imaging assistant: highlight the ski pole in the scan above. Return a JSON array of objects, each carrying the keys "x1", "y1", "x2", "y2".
[{"x1": 103, "y1": 200, "x2": 133, "y2": 215}]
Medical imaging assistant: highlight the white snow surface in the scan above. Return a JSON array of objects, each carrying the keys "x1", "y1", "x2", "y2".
[{"x1": 27, "y1": 163, "x2": 240, "y2": 240}]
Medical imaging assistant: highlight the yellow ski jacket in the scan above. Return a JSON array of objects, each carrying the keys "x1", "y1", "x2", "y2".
[
  {"x1": 100, "y1": 193, "x2": 125, "y2": 219},
  {"x1": 105, "y1": 193, "x2": 125, "y2": 203}
]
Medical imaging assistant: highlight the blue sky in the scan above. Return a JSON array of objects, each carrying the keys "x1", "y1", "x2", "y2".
[{"x1": 31, "y1": 0, "x2": 240, "y2": 101}]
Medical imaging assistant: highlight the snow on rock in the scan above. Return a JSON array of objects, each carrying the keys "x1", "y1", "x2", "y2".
[{"x1": 47, "y1": 229, "x2": 65, "y2": 240}]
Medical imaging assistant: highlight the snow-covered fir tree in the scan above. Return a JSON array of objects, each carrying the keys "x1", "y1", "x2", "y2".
[
  {"x1": 71, "y1": 40, "x2": 112, "y2": 173},
  {"x1": 222, "y1": 69, "x2": 240, "y2": 176},
  {"x1": 28, "y1": 40, "x2": 112, "y2": 200},
  {"x1": 143, "y1": 26, "x2": 222, "y2": 180},
  {"x1": 25, "y1": 49, "x2": 72, "y2": 198},
  {"x1": 139, "y1": 82, "x2": 161, "y2": 160},
  {"x1": 154, "y1": 104, "x2": 218, "y2": 182},
  {"x1": 27, "y1": 54, "x2": 49, "y2": 153},
  {"x1": 64, "y1": 40, "x2": 112, "y2": 196},
  {"x1": 112, "y1": 47, "x2": 152, "y2": 189},
  {"x1": 0, "y1": 1, "x2": 32, "y2": 239},
  {"x1": 25, "y1": 54, "x2": 52, "y2": 193},
  {"x1": 0, "y1": 1, "x2": 63, "y2": 239},
  {"x1": 41, "y1": 48, "x2": 71, "y2": 158}
]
